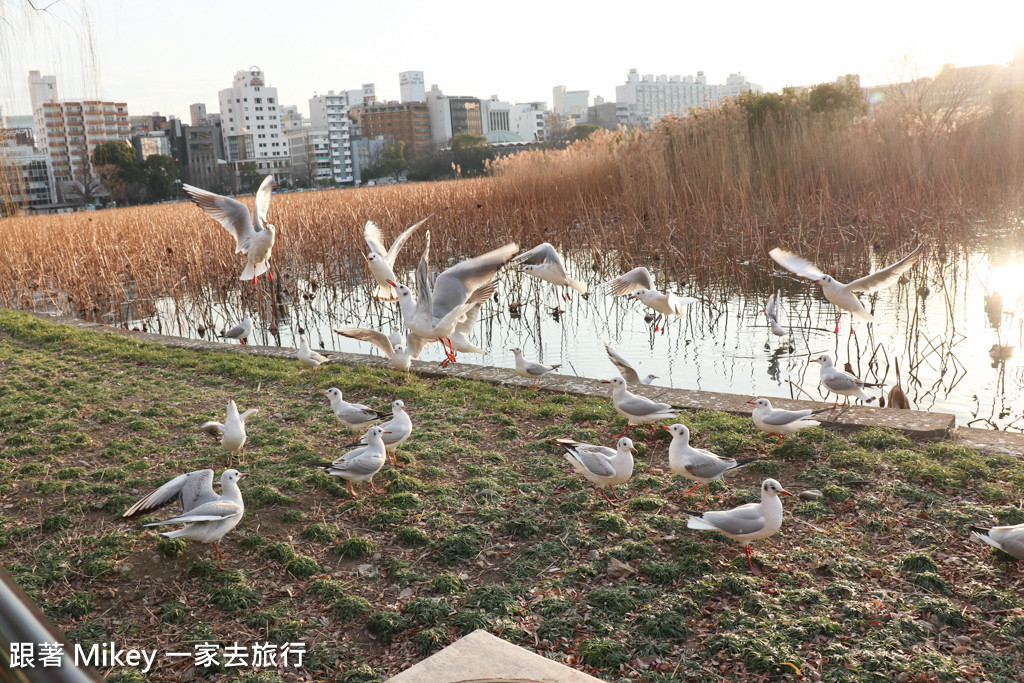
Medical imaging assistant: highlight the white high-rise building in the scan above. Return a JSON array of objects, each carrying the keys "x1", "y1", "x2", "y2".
[
  {"x1": 309, "y1": 89, "x2": 364, "y2": 185},
  {"x1": 481, "y1": 96, "x2": 511, "y2": 134},
  {"x1": 510, "y1": 102, "x2": 549, "y2": 143},
  {"x1": 615, "y1": 68, "x2": 762, "y2": 127},
  {"x1": 399, "y1": 71, "x2": 425, "y2": 103},
  {"x1": 217, "y1": 67, "x2": 290, "y2": 179},
  {"x1": 552, "y1": 85, "x2": 589, "y2": 123}
]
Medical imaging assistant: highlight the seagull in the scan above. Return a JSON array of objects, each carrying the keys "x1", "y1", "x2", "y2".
[
  {"x1": 323, "y1": 387, "x2": 390, "y2": 433},
  {"x1": 391, "y1": 278, "x2": 496, "y2": 365},
  {"x1": 970, "y1": 523, "x2": 1024, "y2": 560},
  {"x1": 182, "y1": 175, "x2": 277, "y2": 283},
  {"x1": 199, "y1": 398, "x2": 257, "y2": 466},
  {"x1": 122, "y1": 468, "x2": 246, "y2": 570},
  {"x1": 297, "y1": 335, "x2": 331, "y2": 369},
  {"x1": 769, "y1": 244, "x2": 923, "y2": 332},
  {"x1": 352, "y1": 399, "x2": 412, "y2": 466},
  {"x1": 601, "y1": 376, "x2": 683, "y2": 438},
  {"x1": 512, "y1": 242, "x2": 587, "y2": 300},
  {"x1": 663, "y1": 424, "x2": 755, "y2": 504},
  {"x1": 553, "y1": 437, "x2": 636, "y2": 503},
  {"x1": 322, "y1": 425, "x2": 389, "y2": 497},
  {"x1": 605, "y1": 344, "x2": 657, "y2": 386},
  {"x1": 219, "y1": 316, "x2": 253, "y2": 345},
  {"x1": 747, "y1": 398, "x2": 826, "y2": 445},
  {"x1": 685, "y1": 478, "x2": 792, "y2": 574},
  {"x1": 811, "y1": 354, "x2": 881, "y2": 407},
  {"x1": 510, "y1": 347, "x2": 561, "y2": 388},
  {"x1": 603, "y1": 266, "x2": 697, "y2": 334},
  {"x1": 334, "y1": 327, "x2": 413, "y2": 372},
  {"x1": 363, "y1": 218, "x2": 429, "y2": 301},
  {"x1": 764, "y1": 291, "x2": 787, "y2": 338}
]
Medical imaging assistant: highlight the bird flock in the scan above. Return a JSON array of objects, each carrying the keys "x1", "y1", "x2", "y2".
[{"x1": 119, "y1": 176, "x2": 1023, "y2": 575}]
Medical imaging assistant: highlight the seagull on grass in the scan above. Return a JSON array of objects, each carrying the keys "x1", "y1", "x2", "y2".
[
  {"x1": 971, "y1": 523, "x2": 1024, "y2": 561},
  {"x1": 601, "y1": 376, "x2": 683, "y2": 438},
  {"x1": 553, "y1": 437, "x2": 635, "y2": 503},
  {"x1": 322, "y1": 426, "x2": 389, "y2": 497},
  {"x1": 663, "y1": 424, "x2": 755, "y2": 504},
  {"x1": 334, "y1": 327, "x2": 413, "y2": 372},
  {"x1": 747, "y1": 398, "x2": 827, "y2": 445},
  {"x1": 199, "y1": 398, "x2": 257, "y2": 466},
  {"x1": 323, "y1": 387, "x2": 390, "y2": 434},
  {"x1": 352, "y1": 399, "x2": 412, "y2": 466}
]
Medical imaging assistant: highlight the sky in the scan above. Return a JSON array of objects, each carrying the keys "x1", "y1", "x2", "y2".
[{"x1": 2, "y1": 0, "x2": 1023, "y2": 121}]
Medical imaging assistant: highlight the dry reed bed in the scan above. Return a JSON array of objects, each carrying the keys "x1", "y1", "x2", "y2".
[{"x1": 2, "y1": 100, "x2": 1024, "y2": 323}]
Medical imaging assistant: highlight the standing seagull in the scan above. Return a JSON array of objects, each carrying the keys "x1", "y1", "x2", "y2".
[
  {"x1": 363, "y1": 219, "x2": 429, "y2": 301},
  {"x1": 663, "y1": 424, "x2": 755, "y2": 504},
  {"x1": 323, "y1": 387, "x2": 390, "y2": 434},
  {"x1": 603, "y1": 266, "x2": 697, "y2": 334},
  {"x1": 510, "y1": 347, "x2": 561, "y2": 388},
  {"x1": 769, "y1": 244, "x2": 923, "y2": 332},
  {"x1": 122, "y1": 469, "x2": 246, "y2": 570},
  {"x1": 601, "y1": 376, "x2": 682, "y2": 437},
  {"x1": 219, "y1": 316, "x2": 253, "y2": 345},
  {"x1": 199, "y1": 398, "x2": 257, "y2": 466},
  {"x1": 970, "y1": 523, "x2": 1024, "y2": 561},
  {"x1": 182, "y1": 175, "x2": 278, "y2": 283},
  {"x1": 334, "y1": 327, "x2": 413, "y2": 372},
  {"x1": 553, "y1": 437, "x2": 636, "y2": 503},
  {"x1": 512, "y1": 242, "x2": 587, "y2": 300},
  {"x1": 685, "y1": 478, "x2": 792, "y2": 574},
  {"x1": 811, "y1": 354, "x2": 881, "y2": 407},
  {"x1": 297, "y1": 335, "x2": 331, "y2": 369},
  {"x1": 353, "y1": 399, "x2": 413, "y2": 466},
  {"x1": 764, "y1": 291, "x2": 787, "y2": 338},
  {"x1": 322, "y1": 426, "x2": 389, "y2": 497},
  {"x1": 605, "y1": 344, "x2": 658, "y2": 386},
  {"x1": 747, "y1": 398, "x2": 826, "y2": 445}
]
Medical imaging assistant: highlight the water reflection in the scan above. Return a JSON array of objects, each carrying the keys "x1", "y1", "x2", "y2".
[{"x1": 106, "y1": 244, "x2": 1024, "y2": 432}]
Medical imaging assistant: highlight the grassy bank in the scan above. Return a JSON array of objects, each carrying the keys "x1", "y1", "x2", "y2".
[{"x1": 0, "y1": 309, "x2": 1022, "y2": 682}]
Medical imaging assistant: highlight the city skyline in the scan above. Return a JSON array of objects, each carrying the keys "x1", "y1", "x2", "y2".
[{"x1": 2, "y1": 0, "x2": 1022, "y2": 121}]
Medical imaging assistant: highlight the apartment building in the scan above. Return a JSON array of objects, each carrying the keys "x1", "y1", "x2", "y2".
[
  {"x1": 217, "y1": 67, "x2": 291, "y2": 181},
  {"x1": 352, "y1": 101, "x2": 431, "y2": 158}
]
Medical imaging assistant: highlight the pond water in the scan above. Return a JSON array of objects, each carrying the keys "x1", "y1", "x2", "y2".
[{"x1": 123, "y1": 237, "x2": 1024, "y2": 432}]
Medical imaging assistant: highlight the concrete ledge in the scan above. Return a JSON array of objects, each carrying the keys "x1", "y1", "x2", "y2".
[
  {"x1": 20, "y1": 311, "x2": 1018, "y2": 448},
  {"x1": 385, "y1": 629, "x2": 602, "y2": 683}
]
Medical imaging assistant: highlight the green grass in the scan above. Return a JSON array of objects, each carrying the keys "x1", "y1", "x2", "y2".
[{"x1": 1, "y1": 309, "x2": 1023, "y2": 681}]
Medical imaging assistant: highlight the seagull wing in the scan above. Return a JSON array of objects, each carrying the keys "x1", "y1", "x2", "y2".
[
  {"x1": 253, "y1": 175, "x2": 275, "y2": 231},
  {"x1": 431, "y1": 243, "x2": 518, "y2": 316},
  {"x1": 363, "y1": 220, "x2": 388, "y2": 258},
  {"x1": 765, "y1": 291, "x2": 779, "y2": 322},
  {"x1": 512, "y1": 242, "x2": 563, "y2": 268},
  {"x1": 199, "y1": 421, "x2": 224, "y2": 439},
  {"x1": 769, "y1": 248, "x2": 826, "y2": 282},
  {"x1": 605, "y1": 345, "x2": 641, "y2": 384},
  {"x1": 182, "y1": 184, "x2": 255, "y2": 252},
  {"x1": 566, "y1": 446, "x2": 617, "y2": 479},
  {"x1": 761, "y1": 408, "x2": 816, "y2": 426},
  {"x1": 145, "y1": 499, "x2": 242, "y2": 525},
  {"x1": 617, "y1": 394, "x2": 673, "y2": 417},
  {"x1": 386, "y1": 217, "x2": 429, "y2": 267},
  {"x1": 689, "y1": 503, "x2": 766, "y2": 536},
  {"x1": 122, "y1": 469, "x2": 216, "y2": 518},
  {"x1": 846, "y1": 244, "x2": 924, "y2": 293},
  {"x1": 604, "y1": 266, "x2": 655, "y2": 296},
  {"x1": 335, "y1": 327, "x2": 396, "y2": 356}
]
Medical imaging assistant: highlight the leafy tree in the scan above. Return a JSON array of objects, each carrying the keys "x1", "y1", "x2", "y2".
[
  {"x1": 239, "y1": 162, "x2": 262, "y2": 192},
  {"x1": 380, "y1": 140, "x2": 408, "y2": 179},
  {"x1": 93, "y1": 141, "x2": 142, "y2": 204},
  {"x1": 566, "y1": 124, "x2": 601, "y2": 143},
  {"x1": 142, "y1": 155, "x2": 179, "y2": 201},
  {"x1": 808, "y1": 76, "x2": 868, "y2": 118},
  {"x1": 449, "y1": 134, "x2": 492, "y2": 177}
]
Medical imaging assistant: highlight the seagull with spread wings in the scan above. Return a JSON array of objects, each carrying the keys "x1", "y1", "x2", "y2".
[{"x1": 363, "y1": 218, "x2": 428, "y2": 301}]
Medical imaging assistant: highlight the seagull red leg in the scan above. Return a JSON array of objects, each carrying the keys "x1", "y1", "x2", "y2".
[{"x1": 613, "y1": 422, "x2": 631, "y2": 438}]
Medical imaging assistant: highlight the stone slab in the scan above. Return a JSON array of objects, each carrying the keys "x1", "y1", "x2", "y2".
[
  {"x1": 19, "y1": 311, "x2": 975, "y2": 442},
  {"x1": 385, "y1": 629, "x2": 602, "y2": 683}
]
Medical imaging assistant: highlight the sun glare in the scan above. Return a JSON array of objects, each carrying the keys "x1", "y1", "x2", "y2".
[{"x1": 984, "y1": 260, "x2": 1024, "y2": 314}]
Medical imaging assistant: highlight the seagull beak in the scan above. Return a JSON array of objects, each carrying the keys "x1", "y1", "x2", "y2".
[
  {"x1": 386, "y1": 279, "x2": 397, "y2": 286},
  {"x1": 661, "y1": 425, "x2": 672, "y2": 432},
  {"x1": 601, "y1": 380, "x2": 611, "y2": 384},
  {"x1": 237, "y1": 473, "x2": 248, "y2": 480},
  {"x1": 630, "y1": 447, "x2": 638, "y2": 454},
  {"x1": 780, "y1": 490, "x2": 793, "y2": 496},
  {"x1": 809, "y1": 359, "x2": 819, "y2": 364},
  {"x1": 746, "y1": 401, "x2": 756, "y2": 405}
]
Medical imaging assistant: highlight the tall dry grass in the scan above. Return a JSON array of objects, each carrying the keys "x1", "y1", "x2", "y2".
[{"x1": 2, "y1": 95, "x2": 1024, "y2": 324}]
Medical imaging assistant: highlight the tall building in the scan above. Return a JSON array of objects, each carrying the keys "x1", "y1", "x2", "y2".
[
  {"x1": 553, "y1": 86, "x2": 590, "y2": 122},
  {"x1": 28, "y1": 71, "x2": 130, "y2": 203},
  {"x1": 350, "y1": 100, "x2": 431, "y2": 159},
  {"x1": 615, "y1": 68, "x2": 762, "y2": 128},
  {"x1": 1, "y1": 144, "x2": 54, "y2": 212},
  {"x1": 426, "y1": 86, "x2": 482, "y2": 148},
  {"x1": 309, "y1": 88, "x2": 368, "y2": 185},
  {"x1": 510, "y1": 102, "x2": 550, "y2": 143},
  {"x1": 400, "y1": 71, "x2": 426, "y2": 103},
  {"x1": 481, "y1": 97, "x2": 511, "y2": 133},
  {"x1": 285, "y1": 127, "x2": 331, "y2": 187},
  {"x1": 217, "y1": 67, "x2": 291, "y2": 181},
  {"x1": 180, "y1": 121, "x2": 226, "y2": 191}
]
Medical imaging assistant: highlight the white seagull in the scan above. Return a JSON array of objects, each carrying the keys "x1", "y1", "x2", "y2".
[
  {"x1": 605, "y1": 344, "x2": 658, "y2": 386},
  {"x1": 747, "y1": 398, "x2": 826, "y2": 445},
  {"x1": 363, "y1": 218, "x2": 429, "y2": 301},
  {"x1": 769, "y1": 244, "x2": 924, "y2": 331},
  {"x1": 685, "y1": 478, "x2": 792, "y2": 574},
  {"x1": 764, "y1": 291, "x2": 787, "y2": 338},
  {"x1": 603, "y1": 266, "x2": 697, "y2": 334},
  {"x1": 970, "y1": 523, "x2": 1024, "y2": 561},
  {"x1": 182, "y1": 175, "x2": 278, "y2": 283},
  {"x1": 510, "y1": 347, "x2": 561, "y2": 388},
  {"x1": 322, "y1": 425, "x2": 389, "y2": 497},
  {"x1": 199, "y1": 398, "x2": 257, "y2": 466},
  {"x1": 353, "y1": 399, "x2": 413, "y2": 466},
  {"x1": 811, "y1": 354, "x2": 881, "y2": 407},
  {"x1": 334, "y1": 327, "x2": 413, "y2": 372},
  {"x1": 601, "y1": 376, "x2": 682, "y2": 438},
  {"x1": 553, "y1": 437, "x2": 636, "y2": 503},
  {"x1": 391, "y1": 278, "x2": 496, "y2": 365},
  {"x1": 122, "y1": 468, "x2": 246, "y2": 570},
  {"x1": 219, "y1": 316, "x2": 253, "y2": 345},
  {"x1": 323, "y1": 387, "x2": 390, "y2": 433},
  {"x1": 663, "y1": 424, "x2": 755, "y2": 504},
  {"x1": 512, "y1": 242, "x2": 587, "y2": 300},
  {"x1": 297, "y1": 335, "x2": 331, "y2": 369}
]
